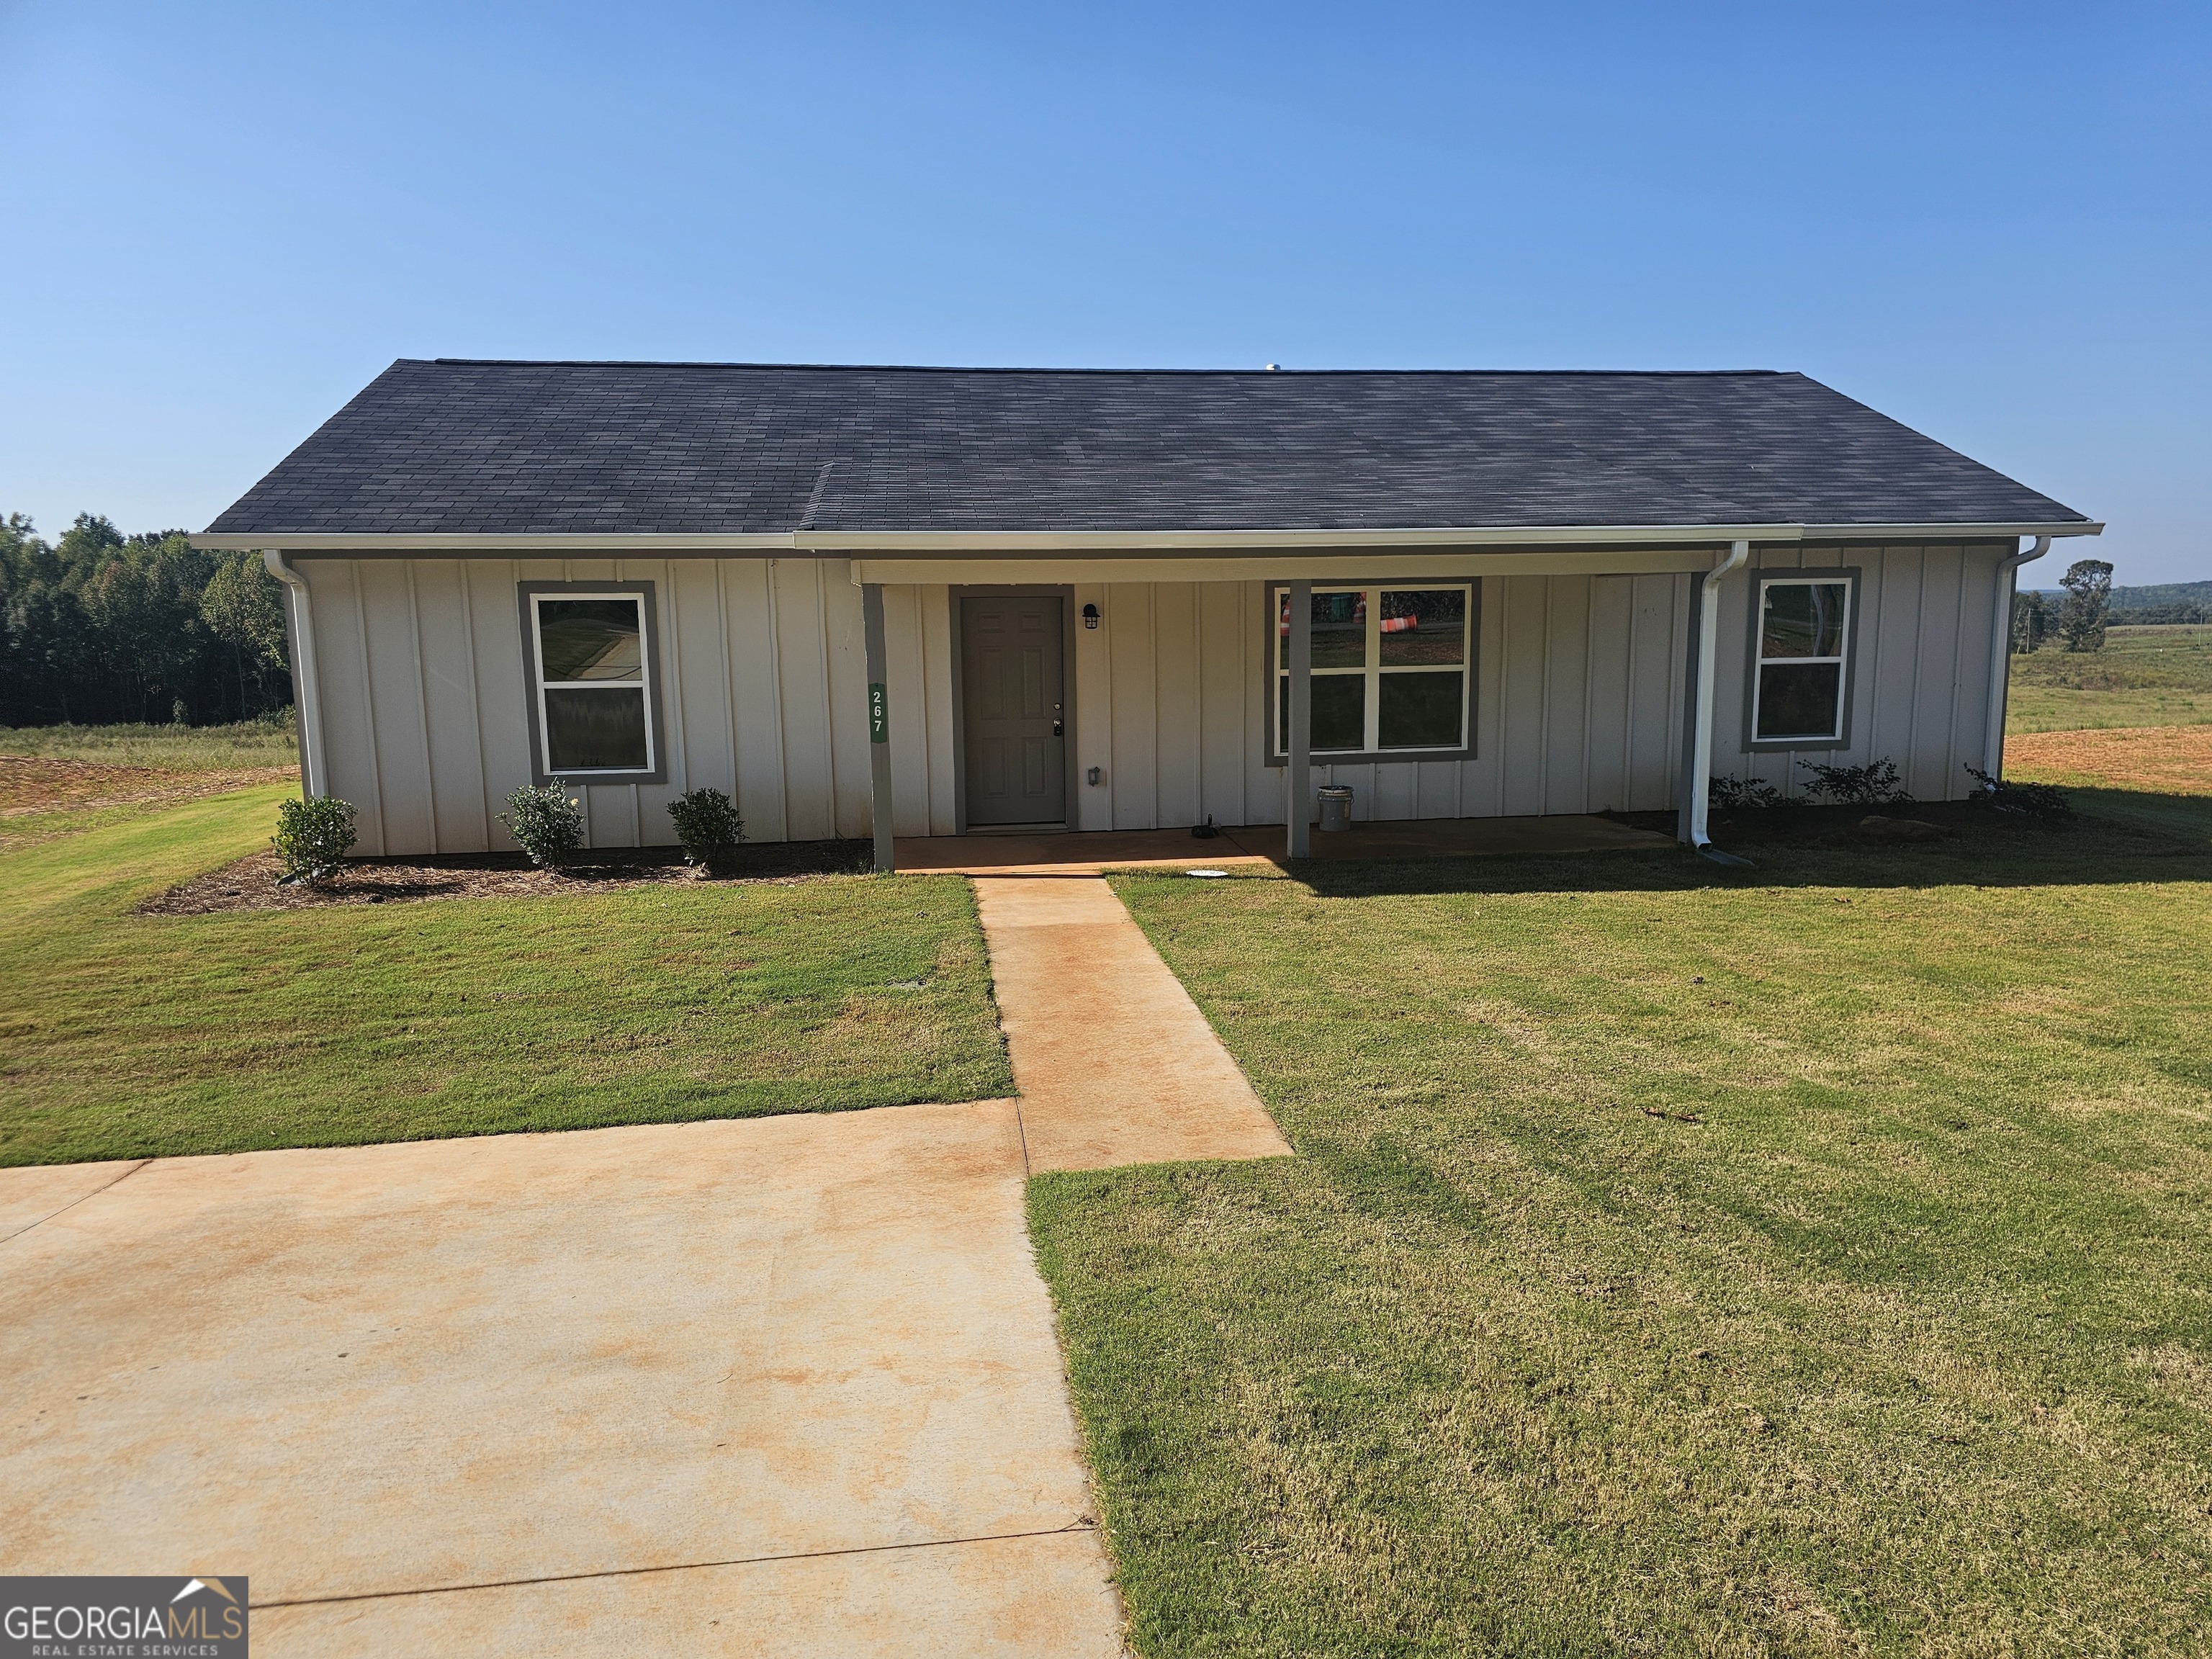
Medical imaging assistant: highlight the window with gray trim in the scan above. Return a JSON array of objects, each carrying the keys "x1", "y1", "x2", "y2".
[
  {"x1": 1751, "y1": 577, "x2": 1853, "y2": 743},
  {"x1": 1270, "y1": 583, "x2": 1474, "y2": 757},
  {"x1": 527, "y1": 591, "x2": 657, "y2": 775}
]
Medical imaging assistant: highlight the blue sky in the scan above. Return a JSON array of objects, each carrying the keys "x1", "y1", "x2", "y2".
[{"x1": 2, "y1": 1, "x2": 2206, "y2": 581}]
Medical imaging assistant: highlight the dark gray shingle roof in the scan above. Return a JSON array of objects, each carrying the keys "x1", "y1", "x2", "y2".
[{"x1": 206, "y1": 360, "x2": 2088, "y2": 537}]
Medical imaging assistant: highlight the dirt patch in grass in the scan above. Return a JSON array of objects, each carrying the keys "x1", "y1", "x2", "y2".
[
  {"x1": 143, "y1": 839, "x2": 876, "y2": 914},
  {"x1": 2008, "y1": 724, "x2": 2212, "y2": 795},
  {"x1": 0, "y1": 755, "x2": 298, "y2": 814}
]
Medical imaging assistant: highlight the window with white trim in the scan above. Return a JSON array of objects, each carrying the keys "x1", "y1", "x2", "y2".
[
  {"x1": 529, "y1": 592, "x2": 656, "y2": 774},
  {"x1": 1751, "y1": 577, "x2": 1852, "y2": 743},
  {"x1": 1272, "y1": 584, "x2": 1473, "y2": 757}
]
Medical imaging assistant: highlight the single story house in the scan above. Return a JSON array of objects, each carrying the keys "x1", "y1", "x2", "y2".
[{"x1": 194, "y1": 361, "x2": 2100, "y2": 866}]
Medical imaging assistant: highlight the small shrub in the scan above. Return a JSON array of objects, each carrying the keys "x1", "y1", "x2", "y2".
[
  {"x1": 667, "y1": 787, "x2": 745, "y2": 874},
  {"x1": 1709, "y1": 775, "x2": 1783, "y2": 811},
  {"x1": 273, "y1": 796, "x2": 357, "y2": 886},
  {"x1": 1965, "y1": 765, "x2": 2071, "y2": 821},
  {"x1": 500, "y1": 781, "x2": 585, "y2": 868},
  {"x1": 1799, "y1": 757, "x2": 1911, "y2": 806}
]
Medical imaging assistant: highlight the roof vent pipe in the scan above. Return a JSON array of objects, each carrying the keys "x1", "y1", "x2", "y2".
[{"x1": 1983, "y1": 534, "x2": 2051, "y2": 779}]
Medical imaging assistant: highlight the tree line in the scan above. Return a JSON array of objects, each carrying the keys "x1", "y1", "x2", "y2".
[{"x1": 1, "y1": 513, "x2": 293, "y2": 727}]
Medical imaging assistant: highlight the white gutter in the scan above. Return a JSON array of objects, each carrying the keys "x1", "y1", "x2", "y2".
[
  {"x1": 1683, "y1": 539, "x2": 1752, "y2": 850},
  {"x1": 1983, "y1": 535, "x2": 2051, "y2": 779},
  {"x1": 189, "y1": 520, "x2": 2104, "y2": 556},
  {"x1": 261, "y1": 550, "x2": 328, "y2": 799}
]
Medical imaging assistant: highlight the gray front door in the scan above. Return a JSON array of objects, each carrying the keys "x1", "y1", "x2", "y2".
[{"x1": 961, "y1": 595, "x2": 1067, "y2": 827}]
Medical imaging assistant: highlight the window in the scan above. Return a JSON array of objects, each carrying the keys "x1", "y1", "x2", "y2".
[
  {"x1": 1751, "y1": 577, "x2": 1853, "y2": 744},
  {"x1": 1271, "y1": 584, "x2": 1474, "y2": 759},
  {"x1": 524, "y1": 589, "x2": 659, "y2": 776}
]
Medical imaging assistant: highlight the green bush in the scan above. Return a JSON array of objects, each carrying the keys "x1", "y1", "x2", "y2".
[
  {"x1": 272, "y1": 796, "x2": 357, "y2": 886},
  {"x1": 667, "y1": 787, "x2": 745, "y2": 874},
  {"x1": 1709, "y1": 775, "x2": 1782, "y2": 811},
  {"x1": 1798, "y1": 757, "x2": 1910, "y2": 806},
  {"x1": 500, "y1": 781, "x2": 585, "y2": 868}
]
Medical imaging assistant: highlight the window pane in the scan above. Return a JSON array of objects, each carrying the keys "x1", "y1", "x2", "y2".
[
  {"x1": 1277, "y1": 673, "x2": 1367, "y2": 752},
  {"x1": 1312, "y1": 590, "x2": 1367, "y2": 668},
  {"x1": 1277, "y1": 590, "x2": 1373, "y2": 670},
  {"x1": 545, "y1": 685, "x2": 649, "y2": 770},
  {"x1": 539, "y1": 599, "x2": 643, "y2": 680},
  {"x1": 1755, "y1": 662, "x2": 1843, "y2": 740},
  {"x1": 1379, "y1": 589, "x2": 1466, "y2": 666},
  {"x1": 1378, "y1": 671, "x2": 1464, "y2": 748},
  {"x1": 1761, "y1": 583, "x2": 1847, "y2": 660},
  {"x1": 1313, "y1": 674, "x2": 1365, "y2": 750}
]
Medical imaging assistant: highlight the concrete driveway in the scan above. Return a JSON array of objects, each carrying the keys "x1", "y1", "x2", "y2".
[{"x1": 0, "y1": 1105, "x2": 1123, "y2": 1656}]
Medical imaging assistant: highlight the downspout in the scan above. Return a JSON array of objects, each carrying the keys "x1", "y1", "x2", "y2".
[
  {"x1": 1983, "y1": 535, "x2": 2051, "y2": 779},
  {"x1": 1681, "y1": 539, "x2": 1751, "y2": 853},
  {"x1": 262, "y1": 550, "x2": 328, "y2": 799}
]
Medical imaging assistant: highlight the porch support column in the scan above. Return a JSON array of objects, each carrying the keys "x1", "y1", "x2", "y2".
[
  {"x1": 1676, "y1": 539, "x2": 1750, "y2": 847},
  {"x1": 1286, "y1": 578, "x2": 1312, "y2": 858},
  {"x1": 860, "y1": 582, "x2": 896, "y2": 873}
]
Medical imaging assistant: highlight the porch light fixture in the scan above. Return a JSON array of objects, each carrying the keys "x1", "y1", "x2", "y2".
[{"x1": 1082, "y1": 603, "x2": 1100, "y2": 629}]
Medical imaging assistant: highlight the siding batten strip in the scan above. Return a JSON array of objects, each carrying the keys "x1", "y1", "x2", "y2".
[
  {"x1": 348, "y1": 561, "x2": 389, "y2": 855},
  {"x1": 456, "y1": 560, "x2": 492, "y2": 849},
  {"x1": 402, "y1": 561, "x2": 441, "y2": 851},
  {"x1": 763, "y1": 560, "x2": 791, "y2": 841}
]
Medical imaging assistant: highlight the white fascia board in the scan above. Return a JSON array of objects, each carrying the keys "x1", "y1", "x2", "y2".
[
  {"x1": 187, "y1": 532, "x2": 801, "y2": 553},
  {"x1": 801, "y1": 523, "x2": 1803, "y2": 553},
  {"x1": 850, "y1": 547, "x2": 1725, "y2": 586},
  {"x1": 1797, "y1": 521, "x2": 2103, "y2": 541},
  {"x1": 189, "y1": 518, "x2": 2100, "y2": 557}
]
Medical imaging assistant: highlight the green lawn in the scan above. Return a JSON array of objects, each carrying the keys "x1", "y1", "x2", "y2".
[
  {"x1": 1033, "y1": 804, "x2": 2212, "y2": 1655},
  {"x1": 0, "y1": 784, "x2": 1012, "y2": 1166},
  {"x1": 2007, "y1": 625, "x2": 2212, "y2": 732}
]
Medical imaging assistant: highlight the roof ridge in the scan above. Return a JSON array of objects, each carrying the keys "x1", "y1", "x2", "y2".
[{"x1": 414, "y1": 358, "x2": 1793, "y2": 378}]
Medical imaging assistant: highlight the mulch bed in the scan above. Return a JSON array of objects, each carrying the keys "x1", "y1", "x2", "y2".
[{"x1": 140, "y1": 840, "x2": 876, "y2": 916}]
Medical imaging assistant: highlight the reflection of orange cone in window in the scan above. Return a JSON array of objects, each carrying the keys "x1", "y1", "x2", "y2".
[{"x1": 1381, "y1": 615, "x2": 1417, "y2": 634}]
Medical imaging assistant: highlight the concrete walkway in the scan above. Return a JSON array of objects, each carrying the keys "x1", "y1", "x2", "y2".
[
  {"x1": 974, "y1": 876, "x2": 1293, "y2": 1172},
  {"x1": 0, "y1": 1107, "x2": 1123, "y2": 1657}
]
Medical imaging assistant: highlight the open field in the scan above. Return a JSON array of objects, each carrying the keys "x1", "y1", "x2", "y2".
[
  {"x1": 0, "y1": 721, "x2": 300, "y2": 852},
  {"x1": 1033, "y1": 807, "x2": 2212, "y2": 1654},
  {"x1": 0, "y1": 784, "x2": 1012, "y2": 1166},
  {"x1": 2007, "y1": 724, "x2": 2212, "y2": 849},
  {"x1": 2007, "y1": 625, "x2": 2212, "y2": 732}
]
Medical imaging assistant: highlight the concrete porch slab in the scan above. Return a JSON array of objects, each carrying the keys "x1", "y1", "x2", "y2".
[{"x1": 895, "y1": 813, "x2": 1673, "y2": 875}]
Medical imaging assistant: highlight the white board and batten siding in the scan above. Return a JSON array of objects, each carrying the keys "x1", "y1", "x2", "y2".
[
  {"x1": 1712, "y1": 543, "x2": 2011, "y2": 804},
  {"x1": 298, "y1": 555, "x2": 876, "y2": 857},
  {"x1": 297, "y1": 544, "x2": 2012, "y2": 855}
]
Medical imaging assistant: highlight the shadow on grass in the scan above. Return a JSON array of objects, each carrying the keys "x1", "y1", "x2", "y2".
[{"x1": 1235, "y1": 796, "x2": 2212, "y2": 899}]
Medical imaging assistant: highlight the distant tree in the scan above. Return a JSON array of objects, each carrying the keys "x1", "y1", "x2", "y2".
[
  {"x1": 2058, "y1": 558, "x2": 2115, "y2": 653},
  {"x1": 199, "y1": 552, "x2": 290, "y2": 714},
  {"x1": 2011, "y1": 588, "x2": 2051, "y2": 652}
]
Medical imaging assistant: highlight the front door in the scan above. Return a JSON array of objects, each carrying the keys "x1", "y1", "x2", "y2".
[{"x1": 961, "y1": 595, "x2": 1067, "y2": 827}]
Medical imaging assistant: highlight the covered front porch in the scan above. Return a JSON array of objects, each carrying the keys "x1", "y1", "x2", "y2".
[{"x1": 850, "y1": 541, "x2": 1746, "y2": 872}]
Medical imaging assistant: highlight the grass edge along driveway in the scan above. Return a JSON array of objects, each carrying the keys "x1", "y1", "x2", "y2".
[
  {"x1": 1, "y1": 786, "x2": 1012, "y2": 1166},
  {"x1": 1031, "y1": 826, "x2": 2212, "y2": 1658}
]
